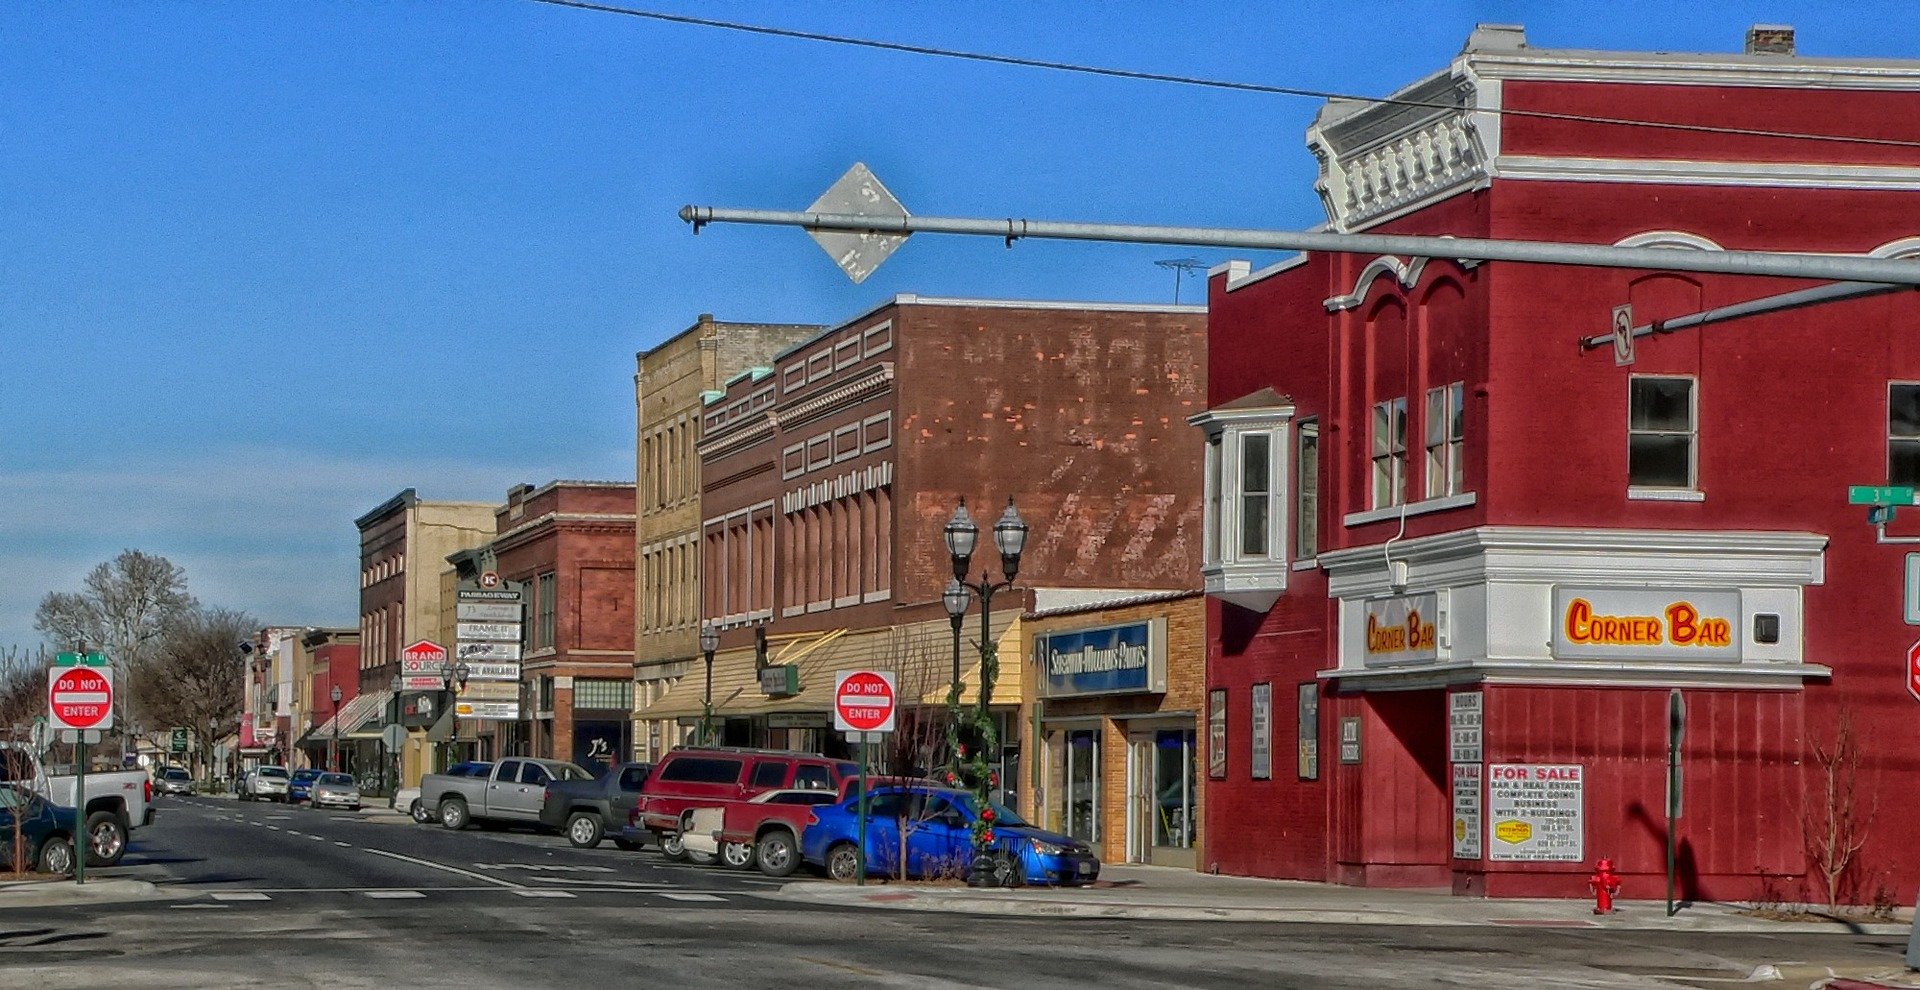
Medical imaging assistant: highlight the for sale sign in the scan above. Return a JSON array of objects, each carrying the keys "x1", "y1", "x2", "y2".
[
  {"x1": 49, "y1": 665, "x2": 115, "y2": 731},
  {"x1": 1486, "y1": 763, "x2": 1584, "y2": 862}
]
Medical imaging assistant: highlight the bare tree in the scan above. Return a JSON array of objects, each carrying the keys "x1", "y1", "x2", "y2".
[
  {"x1": 1804, "y1": 706, "x2": 1878, "y2": 910},
  {"x1": 0, "y1": 645, "x2": 51, "y2": 876},
  {"x1": 35, "y1": 550, "x2": 198, "y2": 751},
  {"x1": 142, "y1": 608, "x2": 253, "y2": 784}
]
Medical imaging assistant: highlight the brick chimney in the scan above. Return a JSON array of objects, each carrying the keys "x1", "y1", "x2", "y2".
[{"x1": 1746, "y1": 24, "x2": 1795, "y2": 56}]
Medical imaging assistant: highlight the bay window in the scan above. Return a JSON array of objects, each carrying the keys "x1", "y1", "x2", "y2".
[{"x1": 1190, "y1": 389, "x2": 1294, "y2": 612}]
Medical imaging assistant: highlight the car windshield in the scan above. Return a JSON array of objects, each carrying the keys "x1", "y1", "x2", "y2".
[
  {"x1": 257, "y1": 767, "x2": 289, "y2": 779},
  {"x1": 553, "y1": 763, "x2": 592, "y2": 782},
  {"x1": 162, "y1": 769, "x2": 190, "y2": 780},
  {"x1": 320, "y1": 774, "x2": 353, "y2": 786},
  {"x1": 293, "y1": 770, "x2": 318, "y2": 780},
  {"x1": 953, "y1": 792, "x2": 1030, "y2": 828}
]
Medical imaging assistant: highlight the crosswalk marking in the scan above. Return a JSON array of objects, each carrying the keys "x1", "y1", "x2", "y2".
[
  {"x1": 335, "y1": 842, "x2": 353, "y2": 847},
  {"x1": 513, "y1": 890, "x2": 576, "y2": 898},
  {"x1": 365, "y1": 890, "x2": 426, "y2": 899},
  {"x1": 657, "y1": 893, "x2": 726, "y2": 902},
  {"x1": 211, "y1": 892, "x2": 271, "y2": 901}
]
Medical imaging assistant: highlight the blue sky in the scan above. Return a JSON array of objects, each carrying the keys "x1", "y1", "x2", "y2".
[{"x1": 3, "y1": 2, "x2": 1913, "y2": 644}]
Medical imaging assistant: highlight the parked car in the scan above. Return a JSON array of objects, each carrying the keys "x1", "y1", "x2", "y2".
[
  {"x1": 538, "y1": 761, "x2": 651, "y2": 849},
  {"x1": 800, "y1": 784, "x2": 1100, "y2": 886},
  {"x1": 287, "y1": 768, "x2": 321, "y2": 804},
  {"x1": 310, "y1": 772, "x2": 361, "y2": 811},
  {"x1": 241, "y1": 765, "x2": 291, "y2": 802},
  {"x1": 0, "y1": 785, "x2": 79, "y2": 874},
  {"x1": 0, "y1": 742, "x2": 152, "y2": 867},
  {"x1": 631, "y1": 747, "x2": 859, "y2": 863},
  {"x1": 420, "y1": 757, "x2": 591, "y2": 831},
  {"x1": 715, "y1": 787, "x2": 847, "y2": 876},
  {"x1": 155, "y1": 766, "x2": 195, "y2": 796}
]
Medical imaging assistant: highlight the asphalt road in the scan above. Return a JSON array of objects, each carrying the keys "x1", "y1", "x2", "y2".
[{"x1": 1, "y1": 795, "x2": 1911, "y2": 989}]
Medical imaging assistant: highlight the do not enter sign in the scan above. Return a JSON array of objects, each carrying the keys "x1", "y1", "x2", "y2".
[
  {"x1": 49, "y1": 665, "x2": 115, "y2": 731},
  {"x1": 833, "y1": 670, "x2": 896, "y2": 733}
]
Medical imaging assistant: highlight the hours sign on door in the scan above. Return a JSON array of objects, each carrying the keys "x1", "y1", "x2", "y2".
[
  {"x1": 49, "y1": 665, "x2": 115, "y2": 731},
  {"x1": 833, "y1": 669, "x2": 896, "y2": 733}
]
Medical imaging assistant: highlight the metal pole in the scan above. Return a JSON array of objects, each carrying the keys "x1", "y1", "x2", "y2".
[
  {"x1": 679, "y1": 206, "x2": 1920, "y2": 287},
  {"x1": 855, "y1": 736, "x2": 868, "y2": 886},
  {"x1": 1666, "y1": 734, "x2": 1678, "y2": 917},
  {"x1": 1580, "y1": 280, "x2": 1910, "y2": 350},
  {"x1": 703, "y1": 649, "x2": 715, "y2": 747},
  {"x1": 74, "y1": 737, "x2": 86, "y2": 886}
]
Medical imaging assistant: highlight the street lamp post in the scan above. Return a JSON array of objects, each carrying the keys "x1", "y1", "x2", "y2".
[
  {"x1": 941, "y1": 577, "x2": 973, "y2": 776},
  {"x1": 439, "y1": 659, "x2": 471, "y2": 768},
  {"x1": 699, "y1": 625, "x2": 720, "y2": 747},
  {"x1": 328, "y1": 685, "x2": 342, "y2": 772},
  {"x1": 942, "y1": 496, "x2": 1029, "y2": 887}
]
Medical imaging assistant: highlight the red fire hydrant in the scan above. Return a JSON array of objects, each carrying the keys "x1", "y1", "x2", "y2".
[{"x1": 1588, "y1": 858, "x2": 1622, "y2": 914}]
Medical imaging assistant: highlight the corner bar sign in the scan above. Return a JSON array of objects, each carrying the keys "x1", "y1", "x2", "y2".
[
  {"x1": 833, "y1": 669, "x2": 896, "y2": 733},
  {"x1": 49, "y1": 665, "x2": 114, "y2": 731}
]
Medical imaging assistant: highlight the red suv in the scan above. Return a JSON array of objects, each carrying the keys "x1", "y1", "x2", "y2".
[{"x1": 629, "y1": 747, "x2": 859, "y2": 862}]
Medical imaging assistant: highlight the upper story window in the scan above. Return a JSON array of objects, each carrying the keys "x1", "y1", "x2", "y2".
[
  {"x1": 1629, "y1": 376, "x2": 1696, "y2": 490},
  {"x1": 1891, "y1": 383, "x2": 1920, "y2": 487},
  {"x1": 1424, "y1": 383, "x2": 1465, "y2": 499},
  {"x1": 1295, "y1": 420, "x2": 1319, "y2": 560},
  {"x1": 534, "y1": 571, "x2": 558, "y2": 650},
  {"x1": 1191, "y1": 388, "x2": 1293, "y2": 613},
  {"x1": 1371, "y1": 397, "x2": 1408, "y2": 508}
]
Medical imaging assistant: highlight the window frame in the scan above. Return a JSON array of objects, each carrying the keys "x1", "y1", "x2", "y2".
[
  {"x1": 1424, "y1": 382, "x2": 1466, "y2": 500},
  {"x1": 1371, "y1": 396, "x2": 1408, "y2": 509},
  {"x1": 1294, "y1": 419, "x2": 1319, "y2": 561},
  {"x1": 1627, "y1": 374, "x2": 1699, "y2": 492},
  {"x1": 1890, "y1": 381, "x2": 1920, "y2": 487}
]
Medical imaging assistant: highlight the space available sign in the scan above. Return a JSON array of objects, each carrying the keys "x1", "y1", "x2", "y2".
[
  {"x1": 1486, "y1": 764, "x2": 1584, "y2": 862},
  {"x1": 456, "y1": 585, "x2": 523, "y2": 718},
  {"x1": 1037, "y1": 618, "x2": 1167, "y2": 698},
  {"x1": 459, "y1": 662, "x2": 521, "y2": 682}
]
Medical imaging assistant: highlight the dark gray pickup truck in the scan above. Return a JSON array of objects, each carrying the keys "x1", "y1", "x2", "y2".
[{"x1": 538, "y1": 762, "x2": 651, "y2": 849}]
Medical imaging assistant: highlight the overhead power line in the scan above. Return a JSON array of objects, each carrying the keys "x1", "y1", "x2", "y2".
[{"x1": 527, "y1": 0, "x2": 1920, "y2": 151}]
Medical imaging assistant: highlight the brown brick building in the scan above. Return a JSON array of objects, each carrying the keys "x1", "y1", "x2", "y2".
[{"x1": 637, "y1": 294, "x2": 1206, "y2": 810}]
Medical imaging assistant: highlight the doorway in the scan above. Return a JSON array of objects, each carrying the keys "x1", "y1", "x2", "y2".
[{"x1": 1127, "y1": 728, "x2": 1197, "y2": 868}]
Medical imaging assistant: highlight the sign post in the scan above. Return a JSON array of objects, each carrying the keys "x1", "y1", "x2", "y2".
[
  {"x1": 49, "y1": 660, "x2": 113, "y2": 886},
  {"x1": 1666, "y1": 689, "x2": 1686, "y2": 917},
  {"x1": 833, "y1": 670, "x2": 897, "y2": 887}
]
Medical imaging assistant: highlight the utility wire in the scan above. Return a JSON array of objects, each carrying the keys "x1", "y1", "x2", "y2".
[{"x1": 526, "y1": 0, "x2": 1920, "y2": 151}]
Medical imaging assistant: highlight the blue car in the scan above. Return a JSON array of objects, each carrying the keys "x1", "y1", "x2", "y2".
[
  {"x1": 287, "y1": 768, "x2": 321, "y2": 804},
  {"x1": 800, "y1": 785, "x2": 1100, "y2": 886}
]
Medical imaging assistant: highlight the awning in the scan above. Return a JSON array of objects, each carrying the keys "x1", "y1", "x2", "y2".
[
  {"x1": 306, "y1": 691, "x2": 393, "y2": 742},
  {"x1": 635, "y1": 615, "x2": 1024, "y2": 722}
]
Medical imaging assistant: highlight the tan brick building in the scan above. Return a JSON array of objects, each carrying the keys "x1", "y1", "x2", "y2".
[{"x1": 633, "y1": 315, "x2": 819, "y2": 760}]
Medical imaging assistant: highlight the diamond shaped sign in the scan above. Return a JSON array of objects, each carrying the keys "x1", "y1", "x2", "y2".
[{"x1": 806, "y1": 162, "x2": 909, "y2": 284}]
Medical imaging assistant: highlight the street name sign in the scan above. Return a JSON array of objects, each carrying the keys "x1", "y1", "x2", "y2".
[
  {"x1": 54, "y1": 651, "x2": 108, "y2": 668},
  {"x1": 833, "y1": 669, "x2": 897, "y2": 733},
  {"x1": 1849, "y1": 485, "x2": 1920, "y2": 506},
  {"x1": 49, "y1": 665, "x2": 114, "y2": 731}
]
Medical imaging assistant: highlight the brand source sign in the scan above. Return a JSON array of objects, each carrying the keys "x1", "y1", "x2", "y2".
[
  {"x1": 1037, "y1": 618, "x2": 1167, "y2": 698},
  {"x1": 1360, "y1": 593, "x2": 1439, "y2": 667},
  {"x1": 1552, "y1": 587, "x2": 1741, "y2": 662}
]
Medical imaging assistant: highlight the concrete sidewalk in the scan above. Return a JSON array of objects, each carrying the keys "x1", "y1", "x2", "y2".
[
  {"x1": 0, "y1": 878, "x2": 183, "y2": 910},
  {"x1": 773, "y1": 864, "x2": 1917, "y2": 934}
]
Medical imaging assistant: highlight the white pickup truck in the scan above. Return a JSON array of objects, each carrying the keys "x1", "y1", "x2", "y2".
[{"x1": 0, "y1": 743, "x2": 153, "y2": 867}]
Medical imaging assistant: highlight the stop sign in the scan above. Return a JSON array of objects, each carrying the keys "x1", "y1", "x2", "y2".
[
  {"x1": 49, "y1": 665, "x2": 115, "y2": 731},
  {"x1": 1908, "y1": 640, "x2": 1920, "y2": 702},
  {"x1": 833, "y1": 670, "x2": 897, "y2": 733}
]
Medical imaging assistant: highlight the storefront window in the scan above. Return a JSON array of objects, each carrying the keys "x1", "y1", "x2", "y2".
[
  {"x1": 1153, "y1": 729, "x2": 1195, "y2": 849},
  {"x1": 1065, "y1": 730, "x2": 1099, "y2": 844}
]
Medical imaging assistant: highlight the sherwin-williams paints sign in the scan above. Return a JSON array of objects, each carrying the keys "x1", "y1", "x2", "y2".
[
  {"x1": 1361, "y1": 593, "x2": 1439, "y2": 667},
  {"x1": 1038, "y1": 618, "x2": 1167, "y2": 698},
  {"x1": 1552, "y1": 588, "x2": 1741, "y2": 662}
]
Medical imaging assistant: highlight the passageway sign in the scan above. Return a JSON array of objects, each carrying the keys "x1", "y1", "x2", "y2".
[
  {"x1": 833, "y1": 670, "x2": 896, "y2": 733},
  {"x1": 49, "y1": 665, "x2": 114, "y2": 731}
]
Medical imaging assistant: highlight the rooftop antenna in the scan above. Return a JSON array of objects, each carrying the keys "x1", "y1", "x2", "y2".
[{"x1": 1153, "y1": 258, "x2": 1206, "y2": 305}]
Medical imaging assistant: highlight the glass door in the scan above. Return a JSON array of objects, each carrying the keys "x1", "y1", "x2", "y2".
[
  {"x1": 1150, "y1": 729, "x2": 1197, "y2": 868},
  {"x1": 1063, "y1": 729, "x2": 1099, "y2": 845}
]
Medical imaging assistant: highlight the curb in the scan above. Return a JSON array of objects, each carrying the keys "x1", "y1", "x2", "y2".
[
  {"x1": 767, "y1": 883, "x2": 1916, "y2": 933},
  {"x1": 0, "y1": 878, "x2": 180, "y2": 911}
]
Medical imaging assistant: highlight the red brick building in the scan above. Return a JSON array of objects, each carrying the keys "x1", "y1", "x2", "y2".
[
  {"x1": 476, "y1": 481, "x2": 636, "y2": 770},
  {"x1": 645, "y1": 295, "x2": 1205, "y2": 796},
  {"x1": 300, "y1": 628, "x2": 360, "y2": 772},
  {"x1": 1200, "y1": 26, "x2": 1920, "y2": 902}
]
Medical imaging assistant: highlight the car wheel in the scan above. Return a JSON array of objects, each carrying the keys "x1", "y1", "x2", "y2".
[
  {"x1": 756, "y1": 831, "x2": 800, "y2": 878},
  {"x1": 720, "y1": 840, "x2": 755, "y2": 870},
  {"x1": 566, "y1": 812, "x2": 604, "y2": 849},
  {"x1": 658, "y1": 831, "x2": 688, "y2": 861},
  {"x1": 410, "y1": 800, "x2": 432, "y2": 825},
  {"x1": 84, "y1": 812, "x2": 127, "y2": 867},
  {"x1": 613, "y1": 837, "x2": 641, "y2": 852},
  {"x1": 438, "y1": 798, "x2": 469, "y2": 830},
  {"x1": 37, "y1": 836, "x2": 76, "y2": 876},
  {"x1": 825, "y1": 842, "x2": 862, "y2": 883}
]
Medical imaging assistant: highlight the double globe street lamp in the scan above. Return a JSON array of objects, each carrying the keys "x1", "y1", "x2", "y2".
[
  {"x1": 699, "y1": 624, "x2": 720, "y2": 747},
  {"x1": 328, "y1": 684, "x2": 343, "y2": 772}
]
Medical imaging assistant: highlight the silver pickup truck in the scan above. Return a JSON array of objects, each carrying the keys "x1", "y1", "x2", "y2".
[
  {"x1": 418, "y1": 757, "x2": 591, "y2": 830},
  {"x1": 0, "y1": 743, "x2": 152, "y2": 866}
]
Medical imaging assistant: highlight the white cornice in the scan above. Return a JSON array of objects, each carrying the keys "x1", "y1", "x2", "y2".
[
  {"x1": 698, "y1": 364, "x2": 896, "y2": 461},
  {"x1": 1465, "y1": 50, "x2": 1920, "y2": 91},
  {"x1": 1496, "y1": 155, "x2": 1920, "y2": 191},
  {"x1": 1320, "y1": 658, "x2": 1830, "y2": 692}
]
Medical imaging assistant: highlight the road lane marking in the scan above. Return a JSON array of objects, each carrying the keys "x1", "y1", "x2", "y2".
[
  {"x1": 171, "y1": 904, "x2": 231, "y2": 910},
  {"x1": 365, "y1": 848, "x2": 525, "y2": 888},
  {"x1": 309, "y1": 835, "x2": 326, "y2": 841},
  {"x1": 512, "y1": 890, "x2": 576, "y2": 898},
  {"x1": 471, "y1": 863, "x2": 615, "y2": 873},
  {"x1": 524, "y1": 876, "x2": 673, "y2": 888},
  {"x1": 335, "y1": 842, "x2": 353, "y2": 848},
  {"x1": 657, "y1": 893, "x2": 726, "y2": 902},
  {"x1": 210, "y1": 892, "x2": 271, "y2": 901},
  {"x1": 364, "y1": 890, "x2": 426, "y2": 899}
]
